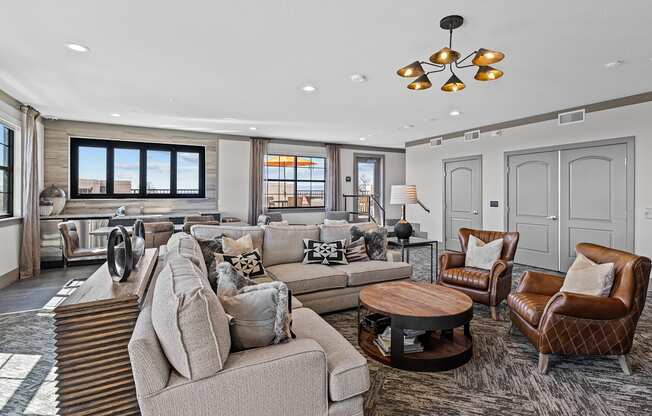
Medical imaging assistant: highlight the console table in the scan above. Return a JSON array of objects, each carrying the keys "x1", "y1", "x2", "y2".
[
  {"x1": 387, "y1": 237, "x2": 439, "y2": 283},
  {"x1": 53, "y1": 248, "x2": 158, "y2": 416}
]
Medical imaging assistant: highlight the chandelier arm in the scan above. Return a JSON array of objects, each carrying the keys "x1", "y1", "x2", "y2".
[
  {"x1": 421, "y1": 61, "x2": 445, "y2": 69},
  {"x1": 426, "y1": 66, "x2": 447, "y2": 75},
  {"x1": 455, "y1": 50, "x2": 478, "y2": 68}
]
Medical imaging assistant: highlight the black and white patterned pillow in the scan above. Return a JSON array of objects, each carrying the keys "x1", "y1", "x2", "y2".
[
  {"x1": 221, "y1": 249, "x2": 266, "y2": 279},
  {"x1": 345, "y1": 237, "x2": 370, "y2": 262},
  {"x1": 302, "y1": 239, "x2": 348, "y2": 265}
]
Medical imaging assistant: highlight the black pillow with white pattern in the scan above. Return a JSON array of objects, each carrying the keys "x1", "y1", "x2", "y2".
[
  {"x1": 221, "y1": 249, "x2": 266, "y2": 279},
  {"x1": 302, "y1": 239, "x2": 348, "y2": 265}
]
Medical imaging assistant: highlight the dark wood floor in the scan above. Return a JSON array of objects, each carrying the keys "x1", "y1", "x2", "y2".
[{"x1": 0, "y1": 265, "x2": 100, "y2": 314}]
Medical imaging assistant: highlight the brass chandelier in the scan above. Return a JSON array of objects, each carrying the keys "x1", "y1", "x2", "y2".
[{"x1": 397, "y1": 15, "x2": 504, "y2": 92}]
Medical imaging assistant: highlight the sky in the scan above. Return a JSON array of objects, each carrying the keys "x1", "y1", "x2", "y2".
[{"x1": 78, "y1": 146, "x2": 200, "y2": 191}]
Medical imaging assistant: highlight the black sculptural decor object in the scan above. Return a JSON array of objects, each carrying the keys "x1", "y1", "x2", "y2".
[{"x1": 107, "y1": 220, "x2": 146, "y2": 282}]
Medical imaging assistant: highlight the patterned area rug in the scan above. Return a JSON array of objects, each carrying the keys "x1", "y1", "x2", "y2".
[{"x1": 0, "y1": 247, "x2": 650, "y2": 415}]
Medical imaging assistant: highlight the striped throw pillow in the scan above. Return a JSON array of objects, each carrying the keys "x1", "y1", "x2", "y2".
[{"x1": 346, "y1": 237, "x2": 369, "y2": 262}]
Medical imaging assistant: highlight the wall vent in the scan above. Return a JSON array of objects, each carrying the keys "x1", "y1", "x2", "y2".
[
  {"x1": 429, "y1": 137, "x2": 444, "y2": 147},
  {"x1": 464, "y1": 130, "x2": 481, "y2": 141},
  {"x1": 558, "y1": 109, "x2": 585, "y2": 125}
]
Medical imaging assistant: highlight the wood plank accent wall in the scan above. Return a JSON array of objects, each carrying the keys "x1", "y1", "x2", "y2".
[
  {"x1": 53, "y1": 248, "x2": 158, "y2": 416},
  {"x1": 44, "y1": 120, "x2": 222, "y2": 214}
]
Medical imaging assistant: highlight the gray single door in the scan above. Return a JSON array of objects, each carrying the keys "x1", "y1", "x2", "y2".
[
  {"x1": 444, "y1": 157, "x2": 482, "y2": 251},
  {"x1": 559, "y1": 144, "x2": 628, "y2": 271},
  {"x1": 507, "y1": 151, "x2": 559, "y2": 270}
]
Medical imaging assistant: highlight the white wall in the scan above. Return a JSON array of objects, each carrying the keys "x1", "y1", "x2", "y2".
[{"x1": 406, "y1": 100, "x2": 652, "y2": 258}]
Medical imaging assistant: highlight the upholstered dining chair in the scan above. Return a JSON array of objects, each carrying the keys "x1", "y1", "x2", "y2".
[
  {"x1": 508, "y1": 243, "x2": 651, "y2": 375},
  {"x1": 58, "y1": 221, "x2": 107, "y2": 265},
  {"x1": 143, "y1": 221, "x2": 174, "y2": 248},
  {"x1": 182, "y1": 215, "x2": 219, "y2": 233},
  {"x1": 438, "y1": 228, "x2": 520, "y2": 320}
]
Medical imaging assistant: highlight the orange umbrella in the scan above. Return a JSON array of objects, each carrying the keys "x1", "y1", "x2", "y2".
[{"x1": 265, "y1": 156, "x2": 316, "y2": 167}]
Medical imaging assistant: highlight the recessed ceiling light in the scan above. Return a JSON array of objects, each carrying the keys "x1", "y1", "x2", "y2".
[
  {"x1": 111, "y1": 113, "x2": 121, "y2": 117},
  {"x1": 66, "y1": 43, "x2": 90, "y2": 53},
  {"x1": 449, "y1": 110, "x2": 461, "y2": 116},
  {"x1": 249, "y1": 126, "x2": 257, "y2": 131},
  {"x1": 301, "y1": 85, "x2": 317, "y2": 92},
  {"x1": 604, "y1": 60, "x2": 624, "y2": 68},
  {"x1": 402, "y1": 124, "x2": 415, "y2": 129},
  {"x1": 359, "y1": 137, "x2": 366, "y2": 141},
  {"x1": 350, "y1": 74, "x2": 367, "y2": 83}
]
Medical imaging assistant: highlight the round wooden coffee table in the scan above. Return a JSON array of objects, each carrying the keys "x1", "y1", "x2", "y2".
[{"x1": 358, "y1": 281, "x2": 473, "y2": 372}]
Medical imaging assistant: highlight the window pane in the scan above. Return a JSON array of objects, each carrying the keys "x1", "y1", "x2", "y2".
[
  {"x1": 78, "y1": 146, "x2": 107, "y2": 194},
  {"x1": 0, "y1": 144, "x2": 8, "y2": 167},
  {"x1": 0, "y1": 126, "x2": 9, "y2": 145},
  {"x1": 0, "y1": 170, "x2": 8, "y2": 193},
  {"x1": 177, "y1": 152, "x2": 200, "y2": 194},
  {"x1": 114, "y1": 148, "x2": 140, "y2": 194},
  {"x1": 0, "y1": 192, "x2": 8, "y2": 215},
  {"x1": 266, "y1": 181, "x2": 295, "y2": 208},
  {"x1": 310, "y1": 182, "x2": 325, "y2": 207},
  {"x1": 146, "y1": 150, "x2": 171, "y2": 194}
]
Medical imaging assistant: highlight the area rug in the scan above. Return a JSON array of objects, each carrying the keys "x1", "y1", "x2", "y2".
[{"x1": 0, "y1": 247, "x2": 650, "y2": 416}]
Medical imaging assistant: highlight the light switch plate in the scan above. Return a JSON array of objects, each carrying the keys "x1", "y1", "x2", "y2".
[{"x1": 645, "y1": 208, "x2": 652, "y2": 219}]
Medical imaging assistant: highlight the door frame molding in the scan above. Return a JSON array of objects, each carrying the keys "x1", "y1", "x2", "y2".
[
  {"x1": 442, "y1": 154, "x2": 483, "y2": 249},
  {"x1": 503, "y1": 136, "x2": 635, "y2": 255}
]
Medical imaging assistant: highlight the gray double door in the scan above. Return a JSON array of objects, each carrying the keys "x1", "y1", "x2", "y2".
[
  {"x1": 444, "y1": 157, "x2": 483, "y2": 251},
  {"x1": 508, "y1": 142, "x2": 631, "y2": 271}
]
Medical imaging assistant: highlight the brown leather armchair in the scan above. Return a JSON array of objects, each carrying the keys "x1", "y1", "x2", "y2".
[
  {"x1": 182, "y1": 215, "x2": 220, "y2": 233},
  {"x1": 508, "y1": 243, "x2": 651, "y2": 374},
  {"x1": 143, "y1": 221, "x2": 174, "y2": 248},
  {"x1": 438, "y1": 228, "x2": 520, "y2": 320}
]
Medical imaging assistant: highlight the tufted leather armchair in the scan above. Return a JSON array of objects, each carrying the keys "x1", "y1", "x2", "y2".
[
  {"x1": 508, "y1": 243, "x2": 651, "y2": 375},
  {"x1": 438, "y1": 228, "x2": 519, "y2": 320}
]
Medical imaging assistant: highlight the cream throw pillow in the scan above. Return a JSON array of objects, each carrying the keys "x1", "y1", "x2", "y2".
[
  {"x1": 465, "y1": 234, "x2": 503, "y2": 270},
  {"x1": 222, "y1": 234, "x2": 254, "y2": 255},
  {"x1": 560, "y1": 253, "x2": 615, "y2": 297}
]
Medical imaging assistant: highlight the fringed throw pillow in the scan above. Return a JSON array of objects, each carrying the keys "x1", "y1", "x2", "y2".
[
  {"x1": 351, "y1": 225, "x2": 387, "y2": 261},
  {"x1": 345, "y1": 237, "x2": 369, "y2": 262}
]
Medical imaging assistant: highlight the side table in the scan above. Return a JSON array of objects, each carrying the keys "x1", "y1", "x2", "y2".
[{"x1": 387, "y1": 237, "x2": 439, "y2": 283}]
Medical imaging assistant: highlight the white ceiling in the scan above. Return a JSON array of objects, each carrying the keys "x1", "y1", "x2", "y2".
[{"x1": 1, "y1": 1, "x2": 651, "y2": 148}]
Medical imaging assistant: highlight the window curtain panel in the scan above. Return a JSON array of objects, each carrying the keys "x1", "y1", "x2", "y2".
[
  {"x1": 248, "y1": 138, "x2": 268, "y2": 225},
  {"x1": 19, "y1": 106, "x2": 42, "y2": 279},
  {"x1": 325, "y1": 144, "x2": 341, "y2": 211}
]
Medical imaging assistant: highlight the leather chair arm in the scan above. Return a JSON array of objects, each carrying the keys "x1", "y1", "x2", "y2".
[
  {"x1": 516, "y1": 271, "x2": 564, "y2": 295},
  {"x1": 490, "y1": 260, "x2": 512, "y2": 279},
  {"x1": 543, "y1": 292, "x2": 628, "y2": 320},
  {"x1": 439, "y1": 251, "x2": 466, "y2": 271}
]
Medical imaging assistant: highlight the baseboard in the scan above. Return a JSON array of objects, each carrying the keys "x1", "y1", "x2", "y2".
[{"x1": 0, "y1": 268, "x2": 19, "y2": 290}]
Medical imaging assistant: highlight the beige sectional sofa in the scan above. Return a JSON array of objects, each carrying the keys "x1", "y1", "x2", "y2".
[
  {"x1": 191, "y1": 223, "x2": 413, "y2": 313},
  {"x1": 129, "y1": 232, "x2": 375, "y2": 416}
]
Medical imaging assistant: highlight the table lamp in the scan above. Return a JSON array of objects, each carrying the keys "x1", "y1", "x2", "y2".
[{"x1": 390, "y1": 185, "x2": 418, "y2": 240}]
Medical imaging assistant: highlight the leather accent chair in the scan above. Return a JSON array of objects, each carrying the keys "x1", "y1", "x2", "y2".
[
  {"x1": 58, "y1": 221, "x2": 107, "y2": 265},
  {"x1": 438, "y1": 228, "x2": 520, "y2": 320},
  {"x1": 182, "y1": 215, "x2": 219, "y2": 233},
  {"x1": 508, "y1": 243, "x2": 651, "y2": 375},
  {"x1": 143, "y1": 221, "x2": 174, "y2": 248}
]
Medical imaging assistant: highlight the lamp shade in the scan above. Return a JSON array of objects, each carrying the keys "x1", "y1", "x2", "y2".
[
  {"x1": 407, "y1": 74, "x2": 432, "y2": 90},
  {"x1": 397, "y1": 61, "x2": 425, "y2": 78},
  {"x1": 474, "y1": 65, "x2": 503, "y2": 81},
  {"x1": 441, "y1": 74, "x2": 465, "y2": 92},
  {"x1": 390, "y1": 185, "x2": 418, "y2": 205},
  {"x1": 472, "y1": 48, "x2": 505, "y2": 66}
]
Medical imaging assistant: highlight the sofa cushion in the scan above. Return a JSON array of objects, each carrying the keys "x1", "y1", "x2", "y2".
[
  {"x1": 334, "y1": 260, "x2": 412, "y2": 287},
  {"x1": 292, "y1": 308, "x2": 369, "y2": 402},
  {"x1": 151, "y1": 257, "x2": 231, "y2": 380},
  {"x1": 319, "y1": 224, "x2": 353, "y2": 244},
  {"x1": 441, "y1": 267, "x2": 490, "y2": 290},
  {"x1": 192, "y1": 225, "x2": 264, "y2": 257},
  {"x1": 166, "y1": 232, "x2": 208, "y2": 279},
  {"x1": 507, "y1": 292, "x2": 552, "y2": 327},
  {"x1": 263, "y1": 225, "x2": 320, "y2": 267},
  {"x1": 266, "y1": 263, "x2": 347, "y2": 295}
]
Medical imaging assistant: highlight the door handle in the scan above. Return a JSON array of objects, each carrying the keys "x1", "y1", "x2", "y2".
[
  {"x1": 472, "y1": 210, "x2": 479, "y2": 215},
  {"x1": 546, "y1": 215, "x2": 558, "y2": 220}
]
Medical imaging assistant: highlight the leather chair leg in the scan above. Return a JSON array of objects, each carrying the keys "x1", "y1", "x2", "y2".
[
  {"x1": 490, "y1": 305, "x2": 499, "y2": 320},
  {"x1": 618, "y1": 355, "x2": 632, "y2": 375},
  {"x1": 538, "y1": 353, "x2": 550, "y2": 374}
]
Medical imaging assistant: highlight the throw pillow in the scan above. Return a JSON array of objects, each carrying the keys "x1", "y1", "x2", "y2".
[
  {"x1": 351, "y1": 225, "x2": 387, "y2": 261},
  {"x1": 215, "y1": 261, "x2": 256, "y2": 297},
  {"x1": 560, "y1": 253, "x2": 615, "y2": 297},
  {"x1": 222, "y1": 234, "x2": 254, "y2": 255},
  {"x1": 220, "y1": 249, "x2": 266, "y2": 279},
  {"x1": 465, "y1": 234, "x2": 503, "y2": 270},
  {"x1": 323, "y1": 219, "x2": 348, "y2": 225},
  {"x1": 196, "y1": 236, "x2": 223, "y2": 290},
  {"x1": 219, "y1": 281, "x2": 292, "y2": 351},
  {"x1": 302, "y1": 239, "x2": 348, "y2": 265},
  {"x1": 346, "y1": 237, "x2": 369, "y2": 262}
]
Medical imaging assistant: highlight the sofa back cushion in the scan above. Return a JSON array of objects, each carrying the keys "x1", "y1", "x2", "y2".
[
  {"x1": 166, "y1": 232, "x2": 208, "y2": 278},
  {"x1": 319, "y1": 224, "x2": 353, "y2": 244},
  {"x1": 151, "y1": 257, "x2": 231, "y2": 380},
  {"x1": 191, "y1": 225, "x2": 264, "y2": 256},
  {"x1": 263, "y1": 225, "x2": 320, "y2": 266}
]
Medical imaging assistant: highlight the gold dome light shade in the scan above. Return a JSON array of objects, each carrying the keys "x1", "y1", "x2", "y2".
[
  {"x1": 472, "y1": 48, "x2": 505, "y2": 66},
  {"x1": 474, "y1": 66, "x2": 504, "y2": 81},
  {"x1": 407, "y1": 74, "x2": 432, "y2": 90},
  {"x1": 441, "y1": 74, "x2": 465, "y2": 92},
  {"x1": 397, "y1": 61, "x2": 425, "y2": 78},
  {"x1": 429, "y1": 47, "x2": 461, "y2": 65}
]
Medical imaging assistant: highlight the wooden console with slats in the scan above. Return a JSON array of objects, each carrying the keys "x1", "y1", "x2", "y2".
[{"x1": 53, "y1": 248, "x2": 158, "y2": 416}]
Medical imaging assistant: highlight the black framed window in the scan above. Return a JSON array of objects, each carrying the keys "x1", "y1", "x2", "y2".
[
  {"x1": 264, "y1": 155, "x2": 325, "y2": 209},
  {"x1": 70, "y1": 137, "x2": 205, "y2": 199},
  {"x1": 0, "y1": 125, "x2": 13, "y2": 218}
]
